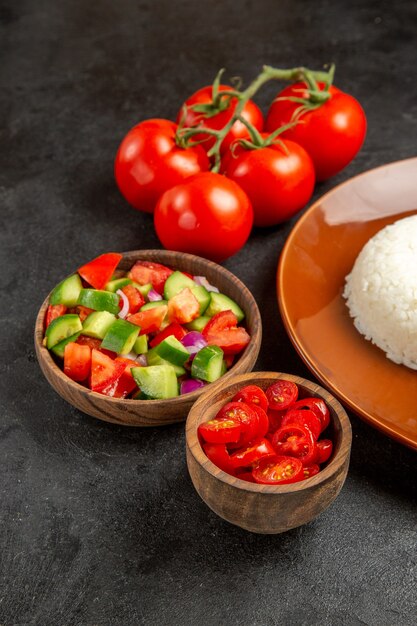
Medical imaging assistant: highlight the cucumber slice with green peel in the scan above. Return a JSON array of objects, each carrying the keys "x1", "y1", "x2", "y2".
[
  {"x1": 77, "y1": 288, "x2": 120, "y2": 314},
  {"x1": 140, "y1": 300, "x2": 168, "y2": 311},
  {"x1": 101, "y1": 319, "x2": 139, "y2": 355},
  {"x1": 132, "y1": 282, "x2": 152, "y2": 297},
  {"x1": 163, "y1": 271, "x2": 195, "y2": 300},
  {"x1": 133, "y1": 334, "x2": 148, "y2": 354},
  {"x1": 132, "y1": 389, "x2": 152, "y2": 400},
  {"x1": 146, "y1": 349, "x2": 186, "y2": 376},
  {"x1": 105, "y1": 277, "x2": 132, "y2": 292},
  {"x1": 82, "y1": 311, "x2": 117, "y2": 339},
  {"x1": 153, "y1": 336, "x2": 190, "y2": 367},
  {"x1": 185, "y1": 316, "x2": 211, "y2": 332},
  {"x1": 190, "y1": 285, "x2": 211, "y2": 315},
  {"x1": 50, "y1": 331, "x2": 82, "y2": 358},
  {"x1": 131, "y1": 365, "x2": 179, "y2": 399},
  {"x1": 191, "y1": 345, "x2": 224, "y2": 382},
  {"x1": 50, "y1": 274, "x2": 82, "y2": 307},
  {"x1": 205, "y1": 292, "x2": 245, "y2": 322},
  {"x1": 45, "y1": 314, "x2": 83, "y2": 349}
]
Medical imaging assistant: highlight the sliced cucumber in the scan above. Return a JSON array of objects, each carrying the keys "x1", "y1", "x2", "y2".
[
  {"x1": 77, "y1": 288, "x2": 120, "y2": 314},
  {"x1": 50, "y1": 274, "x2": 82, "y2": 307},
  {"x1": 146, "y1": 348, "x2": 186, "y2": 376},
  {"x1": 82, "y1": 311, "x2": 116, "y2": 339},
  {"x1": 50, "y1": 331, "x2": 81, "y2": 358},
  {"x1": 205, "y1": 292, "x2": 245, "y2": 322},
  {"x1": 163, "y1": 271, "x2": 195, "y2": 300},
  {"x1": 140, "y1": 300, "x2": 168, "y2": 311},
  {"x1": 191, "y1": 285, "x2": 210, "y2": 315},
  {"x1": 185, "y1": 316, "x2": 211, "y2": 332},
  {"x1": 191, "y1": 345, "x2": 224, "y2": 382},
  {"x1": 153, "y1": 335, "x2": 189, "y2": 367},
  {"x1": 45, "y1": 314, "x2": 83, "y2": 349},
  {"x1": 131, "y1": 365, "x2": 179, "y2": 399},
  {"x1": 133, "y1": 334, "x2": 148, "y2": 355},
  {"x1": 131, "y1": 282, "x2": 152, "y2": 297},
  {"x1": 105, "y1": 277, "x2": 132, "y2": 292},
  {"x1": 101, "y1": 319, "x2": 139, "y2": 355}
]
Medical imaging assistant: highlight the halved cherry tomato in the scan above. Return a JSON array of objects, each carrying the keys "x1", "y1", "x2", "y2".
[
  {"x1": 233, "y1": 384, "x2": 268, "y2": 412},
  {"x1": 235, "y1": 471, "x2": 256, "y2": 483},
  {"x1": 167, "y1": 288, "x2": 200, "y2": 324},
  {"x1": 317, "y1": 439, "x2": 333, "y2": 464},
  {"x1": 107, "y1": 357, "x2": 138, "y2": 399},
  {"x1": 290, "y1": 397, "x2": 330, "y2": 432},
  {"x1": 149, "y1": 322, "x2": 187, "y2": 348},
  {"x1": 281, "y1": 408, "x2": 321, "y2": 440},
  {"x1": 128, "y1": 261, "x2": 173, "y2": 294},
  {"x1": 90, "y1": 349, "x2": 126, "y2": 394},
  {"x1": 250, "y1": 404, "x2": 269, "y2": 439},
  {"x1": 267, "y1": 408, "x2": 286, "y2": 433},
  {"x1": 78, "y1": 253, "x2": 122, "y2": 290},
  {"x1": 272, "y1": 423, "x2": 317, "y2": 467},
  {"x1": 128, "y1": 305, "x2": 168, "y2": 335},
  {"x1": 202, "y1": 310, "x2": 250, "y2": 355},
  {"x1": 203, "y1": 442, "x2": 235, "y2": 474},
  {"x1": 45, "y1": 304, "x2": 67, "y2": 329},
  {"x1": 303, "y1": 464, "x2": 320, "y2": 479},
  {"x1": 252, "y1": 455, "x2": 304, "y2": 485},
  {"x1": 217, "y1": 401, "x2": 259, "y2": 447},
  {"x1": 198, "y1": 416, "x2": 242, "y2": 444},
  {"x1": 63, "y1": 342, "x2": 91, "y2": 382},
  {"x1": 266, "y1": 379, "x2": 298, "y2": 411},
  {"x1": 230, "y1": 438, "x2": 276, "y2": 469},
  {"x1": 121, "y1": 284, "x2": 145, "y2": 315}
]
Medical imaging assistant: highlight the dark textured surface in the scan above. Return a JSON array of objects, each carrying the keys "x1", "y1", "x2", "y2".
[{"x1": 1, "y1": 1, "x2": 417, "y2": 624}]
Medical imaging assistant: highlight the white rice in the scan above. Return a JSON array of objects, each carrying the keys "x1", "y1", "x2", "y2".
[{"x1": 343, "y1": 214, "x2": 417, "y2": 369}]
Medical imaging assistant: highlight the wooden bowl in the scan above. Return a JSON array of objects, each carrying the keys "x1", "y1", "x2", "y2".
[
  {"x1": 34, "y1": 250, "x2": 262, "y2": 427},
  {"x1": 186, "y1": 372, "x2": 352, "y2": 534}
]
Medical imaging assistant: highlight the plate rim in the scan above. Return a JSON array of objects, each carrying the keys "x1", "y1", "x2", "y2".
[{"x1": 277, "y1": 156, "x2": 417, "y2": 451}]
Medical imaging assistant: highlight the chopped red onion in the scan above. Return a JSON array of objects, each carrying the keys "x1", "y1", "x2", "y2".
[
  {"x1": 180, "y1": 378, "x2": 206, "y2": 395},
  {"x1": 136, "y1": 353, "x2": 147, "y2": 366},
  {"x1": 116, "y1": 289, "x2": 129, "y2": 319},
  {"x1": 181, "y1": 331, "x2": 207, "y2": 355},
  {"x1": 148, "y1": 288, "x2": 163, "y2": 302},
  {"x1": 193, "y1": 275, "x2": 220, "y2": 293}
]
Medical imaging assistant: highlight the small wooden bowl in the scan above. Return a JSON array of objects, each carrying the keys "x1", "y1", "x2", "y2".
[
  {"x1": 35, "y1": 250, "x2": 261, "y2": 427},
  {"x1": 186, "y1": 372, "x2": 352, "y2": 534}
]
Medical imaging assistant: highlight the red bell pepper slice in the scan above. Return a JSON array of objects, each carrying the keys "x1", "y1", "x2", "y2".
[{"x1": 78, "y1": 253, "x2": 123, "y2": 290}]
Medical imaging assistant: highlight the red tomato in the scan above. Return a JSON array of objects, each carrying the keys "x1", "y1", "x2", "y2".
[
  {"x1": 198, "y1": 416, "x2": 242, "y2": 444},
  {"x1": 235, "y1": 471, "x2": 256, "y2": 483},
  {"x1": 250, "y1": 405, "x2": 269, "y2": 439},
  {"x1": 266, "y1": 380, "x2": 298, "y2": 411},
  {"x1": 75, "y1": 305, "x2": 94, "y2": 322},
  {"x1": 266, "y1": 83, "x2": 367, "y2": 181},
  {"x1": 78, "y1": 253, "x2": 122, "y2": 290},
  {"x1": 121, "y1": 284, "x2": 145, "y2": 314},
  {"x1": 154, "y1": 172, "x2": 253, "y2": 263},
  {"x1": 177, "y1": 84, "x2": 264, "y2": 154},
  {"x1": 107, "y1": 357, "x2": 138, "y2": 399},
  {"x1": 128, "y1": 261, "x2": 173, "y2": 294},
  {"x1": 45, "y1": 304, "x2": 67, "y2": 329},
  {"x1": 317, "y1": 439, "x2": 333, "y2": 464},
  {"x1": 267, "y1": 409, "x2": 286, "y2": 434},
  {"x1": 230, "y1": 438, "x2": 276, "y2": 469},
  {"x1": 290, "y1": 397, "x2": 330, "y2": 432},
  {"x1": 303, "y1": 464, "x2": 320, "y2": 479},
  {"x1": 90, "y1": 349, "x2": 126, "y2": 394},
  {"x1": 203, "y1": 442, "x2": 236, "y2": 474},
  {"x1": 167, "y1": 288, "x2": 200, "y2": 324},
  {"x1": 202, "y1": 310, "x2": 250, "y2": 355},
  {"x1": 128, "y1": 305, "x2": 168, "y2": 334},
  {"x1": 281, "y1": 408, "x2": 321, "y2": 440},
  {"x1": 232, "y1": 384, "x2": 268, "y2": 412},
  {"x1": 76, "y1": 335, "x2": 115, "y2": 359},
  {"x1": 149, "y1": 322, "x2": 187, "y2": 348},
  {"x1": 272, "y1": 423, "x2": 317, "y2": 466},
  {"x1": 224, "y1": 136, "x2": 315, "y2": 226},
  {"x1": 114, "y1": 119, "x2": 209, "y2": 213},
  {"x1": 252, "y1": 455, "x2": 304, "y2": 485},
  {"x1": 64, "y1": 342, "x2": 91, "y2": 382},
  {"x1": 217, "y1": 401, "x2": 259, "y2": 447}
]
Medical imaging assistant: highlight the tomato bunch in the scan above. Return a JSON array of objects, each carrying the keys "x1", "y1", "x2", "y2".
[
  {"x1": 114, "y1": 64, "x2": 366, "y2": 261},
  {"x1": 198, "y1": 380, "x2": 333, "y2": 485}
]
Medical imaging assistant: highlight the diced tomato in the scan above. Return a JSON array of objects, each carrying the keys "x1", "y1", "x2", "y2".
[
  {"x1": 252, "y1": 455, "x2": 304, "y2": 485},
  {"x1": 281, "y1": 408, "x2": 322, "y2": 440},
  {"x1": 217, "y1": 401, "x2": 259, "y2": 448},
  {"x1": 317, "y1": 439, "x2": 333, "y2": 464},
  {"x1": 203, "y1": 442, "x2": 236, "y2": 474},
  {"x1": 128, "y1": 261, "x2": 173, "y2": 294},
  {"x1": 45, "y1": 304, "x2": 67, "y2": 329},
  {"x1": 106, "y1": 357, "x2": 138, "y2": 398},
  {"x1": 78, "y1": 253, "x2": 123, "y2": 290},
  {"x1": 128, "y1": 305, "x2": 168, "y2": 334},
  {"x1": 230, "y1": 438, "x2": 276, "y2": 469},
  {"x1": 198, "y1": 416, "x2": 242, "y2": 444},
  {"x1": 272, "y1": 423, "x2": 318, "y2": 467},
  {"x1": 202, "y1": 310, "x2": 250, "y2": 355},
  {"x1": 121, "y1": 284, "x2": 145, "y2": 315},
  {"x1": 290, "y1": 397, "x2": 331, "y2": 432},
  {"x1": 76, "y1": 336, "x2": 116, "y2": 358},
  {"x1": 63, "y1": 342, "x2": 91, "y2": 382},
  {"x1": 75, "y1": 305, "x2": 94, "y2": 322},
  {"x1": 265, "y1": 380, "x2": 298, "y2": 411},
  {"x1": 224, "y1": 354, "x2": 235, "y2": 369},
  {"x1": 90, "y1": 349, "x2": 125, "y2": 394},
  {"x1": 167, "y1": 288, "x2": 200, "y2": 324},
  {"x1": 149, "y1": 322, "x2": 187, "y2": 348},
  {"x1": 233, "y1": 384, "x2": 268, "y2": 412}
]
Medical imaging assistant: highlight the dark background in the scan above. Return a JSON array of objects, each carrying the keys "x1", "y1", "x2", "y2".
[{"x1": 1, "y1": 1, "x2": 417, "y2": 624}]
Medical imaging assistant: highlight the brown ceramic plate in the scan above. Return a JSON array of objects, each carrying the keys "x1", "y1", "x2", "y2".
[{"x1": 278, "y1": 157, "x2": 417, "y2": 451}]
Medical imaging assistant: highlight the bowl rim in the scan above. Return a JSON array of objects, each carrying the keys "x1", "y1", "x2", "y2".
[
  {"x1": 186, "y1": 371, "x2": 352, "y2": 494},
  {"x1": 34, "y1": 249, "x2": 262, "y2": 407}
]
